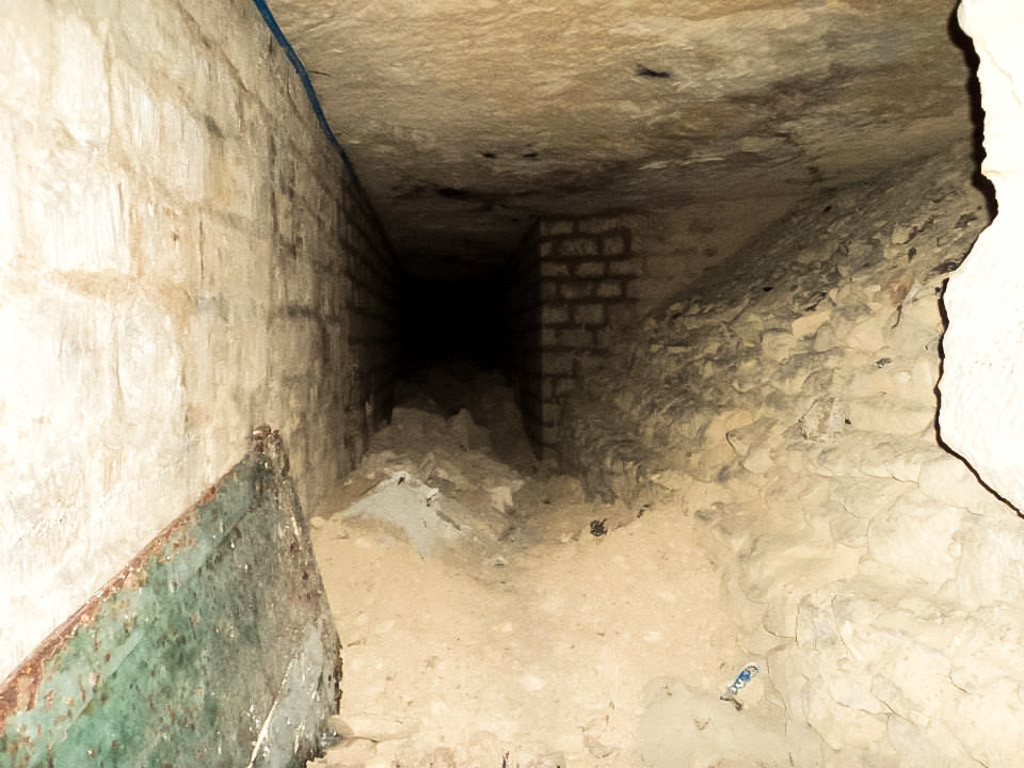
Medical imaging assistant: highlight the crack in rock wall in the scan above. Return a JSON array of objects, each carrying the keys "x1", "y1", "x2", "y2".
[
  {"x1": 939, "y1": 0, "x2": 1024, "y2": 514},
  {"x1": 557, "y1": 145, "x2": 1024, "y2": 763}
]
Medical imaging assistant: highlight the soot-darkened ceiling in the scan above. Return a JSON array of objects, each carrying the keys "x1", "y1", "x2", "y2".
[{"x1": 271, "y1": 0, "x2": 975, "y2": 278}]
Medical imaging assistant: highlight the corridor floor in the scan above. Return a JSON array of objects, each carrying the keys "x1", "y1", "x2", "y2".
[{"x1": 306, "y1": 369, "x2": 799, "y2": 768}]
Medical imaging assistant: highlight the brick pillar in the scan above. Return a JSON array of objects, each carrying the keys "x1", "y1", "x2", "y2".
[
  {"x1": 503, "y1": 225, "x2": 543, "y2": 451},
  {"x1": 534, "y1": 217, "x2": 639, "y2": 456},
  {"x1": 503, "y1": 216, "x2": 641, "y2": 458}
]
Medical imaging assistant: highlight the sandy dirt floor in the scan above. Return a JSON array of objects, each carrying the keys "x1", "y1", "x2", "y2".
[{"x1": 306, "y1": 370, "x2": 801, "y2": 768}]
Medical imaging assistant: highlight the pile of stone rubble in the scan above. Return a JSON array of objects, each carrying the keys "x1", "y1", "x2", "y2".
[{"x1": 562, "y1": 147, "x2": 1024, "y2": 764}]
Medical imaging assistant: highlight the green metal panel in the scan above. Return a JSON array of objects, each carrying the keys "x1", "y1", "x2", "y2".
[{"x1": 0, "y1": 428, "x2": 341, "y2": 768}]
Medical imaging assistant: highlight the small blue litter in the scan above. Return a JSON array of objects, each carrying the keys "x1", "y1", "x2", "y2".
[{"x1": 720, "y1": 662, "x2": 761, "y2": 709}]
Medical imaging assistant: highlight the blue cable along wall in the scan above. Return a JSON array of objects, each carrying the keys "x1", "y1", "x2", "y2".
[{"x1": 252, "y1": 0, "x2": 396, "y2": 254}]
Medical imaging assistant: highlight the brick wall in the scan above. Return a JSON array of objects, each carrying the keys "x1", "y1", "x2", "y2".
[
  {"x1": 345, "y1": 188, "x2": 402, "y2": 443},
  {"x1": 503, "y1": 224, "x2": 543, "y2": 449},
  {"x1": 504, "y1": 216, "x2": 640, "y2": 457}
]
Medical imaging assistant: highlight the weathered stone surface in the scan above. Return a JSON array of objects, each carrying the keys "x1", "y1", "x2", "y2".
[
  {"x1": 846, "y1": 398, "x2": 935, "y2": 435},
  {"x1": 271, "y1": 0, "x2": 974, "y2": 276},
  {"x1": 950, "y1": 516, "x2": 1024, "y2": 607},
  {"x1": 866, "y1": 492, "x2": 965, "y2": 584},
  {"x1": 798, "y1": 397, "x2": 847, "y2": 442},
  {"x1": 557, "y1": 145, "x2": 1024, "y2": 761},
  {"x1": 917, "y1": 454, "x2": 1004, "y2": 512}
]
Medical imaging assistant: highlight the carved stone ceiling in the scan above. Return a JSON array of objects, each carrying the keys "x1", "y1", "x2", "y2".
[{"x1": 271, "y1": 0, "x2": 975, "y2": 277}]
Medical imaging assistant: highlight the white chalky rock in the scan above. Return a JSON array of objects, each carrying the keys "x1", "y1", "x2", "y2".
[
  {"x1": 830, "y1": 476, "x2": 912, "y2": 520},
  {"x1": 909, "y1": 357, "x2": 939, "y2": 402},
  {"x1": 761, "y1": 329, "x2": 797, "y2": 361},
  {"x1": 789, "y1": 580, "x2": 976, "y2": 749},
  {"x1": 828, "y1": 508, "x2": 870, "y2": 548},
  {"x1": 741, "y1": 446, "x2": 774, "y2": 475},
  {"x1": 950, "y1": 517, "x2": 1024, "y2": 606},
  {"x1": 798, "y1": 397, "x2": 846, "y2": 441},
  {"x1": 725, "y1": 417, "x2": 777, "y2": 457},
  {"x1": 812, "y1": 323, "x2": 838, "y2": 352},
  {"x1": 916, "y1": 454, "x2": 1005, "y2": 512},
  {"x1": 701, "y1": 409, "x2": 755, "y2": 448},
  {"x1": 943, "y1": 689, "x2": 1024, "y2": 768},
  {"x1": 806, "y1": 699, "x2": 886, "y2": 752},
  {"x1": 846, "y1": 398, "x2": 934, "y2": 435},
  {"x1": 948, "y1": 605, "x2": 1024, "y2": 694},
  {"x1": 866, "y1": 492, "x2": 964, "y2": 584},
  {"x1": 886, "y1": 717, "x2": 974, "y2": 766},
  {"x1": 791, "y1": 308, "x2": 831, "y2": 338},
  {"x1": 844, "y1": 312, "x2": 889, "y2": 351},
  {"x1": 939, "y1": 0, "x2": 1024, "y2": 513}
]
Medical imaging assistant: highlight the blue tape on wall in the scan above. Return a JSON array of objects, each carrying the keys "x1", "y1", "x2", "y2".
[{"x1": 251, "y1": 0, "x2": 364, "y2": 186}]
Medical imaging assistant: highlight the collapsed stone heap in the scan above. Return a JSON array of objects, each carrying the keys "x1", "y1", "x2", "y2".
[{"x1": 562, "y1": 147, "x2": 1024, "y2": 764}]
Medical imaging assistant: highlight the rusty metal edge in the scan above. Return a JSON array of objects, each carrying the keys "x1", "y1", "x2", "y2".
[{"x1": 0, "y1": 427, "x2": 278, "y2": 730}]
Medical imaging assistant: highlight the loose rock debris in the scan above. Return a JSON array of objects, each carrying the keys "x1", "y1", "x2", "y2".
[
  {"x1": 557, "y1": 149, "x2": 1024, "y2": 764},
  {"x1": 306, "y1": 376, "x2": 803, "y2": 767}
]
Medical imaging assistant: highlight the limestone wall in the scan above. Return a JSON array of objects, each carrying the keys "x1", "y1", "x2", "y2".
[
  {"x1": 939, "y1": 0, "x2": 1024, "y2": 512},
  {"x1": 558, "y1": 146, "x2": 1024, "y2": 764},
  {"x1": 0, "y1": 0, "x2": 398, "y2": 679}
]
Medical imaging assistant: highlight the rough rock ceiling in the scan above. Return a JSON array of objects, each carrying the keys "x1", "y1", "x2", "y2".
[{"x1": 271, "y1": 0, "x2": 975, "y2": 278}]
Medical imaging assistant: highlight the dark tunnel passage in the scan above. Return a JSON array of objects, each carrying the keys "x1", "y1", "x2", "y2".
[
  {"x1": 390, "y1": 263, "x2": 538, "y2": 460},
  {"x1": 397, "y1": 272, "x2": 507, "y2": 381}
]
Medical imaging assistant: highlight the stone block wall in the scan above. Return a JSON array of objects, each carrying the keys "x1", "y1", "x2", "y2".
[
  {"x1": 536, "y1": 217, "x2": 639, "y2": 455},
  {"x1": 346, "y1": 193, "x2": 402, "y2": 434},
  {"x1": 0, "y1": 0, "x2": 399, "y2": 678}
]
